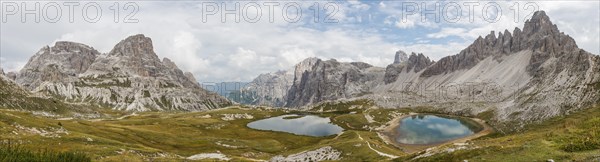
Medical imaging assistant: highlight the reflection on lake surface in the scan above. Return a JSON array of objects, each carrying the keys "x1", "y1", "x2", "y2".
[
  {"x1": 247, "y1": 114, "x2": 343, "y2": 137},
  {"x1": 395, "y1": 115, "x2": 482, "y2": 145}
]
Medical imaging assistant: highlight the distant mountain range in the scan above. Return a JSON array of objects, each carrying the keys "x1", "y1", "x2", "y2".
[
  {"x1": 238, "y1": 11, "x2": 600, "y2": 123},
  {"x1": 0, "y1": 11, "x2": 598, "y2": 125}
]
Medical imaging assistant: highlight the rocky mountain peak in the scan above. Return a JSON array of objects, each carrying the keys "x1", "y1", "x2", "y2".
[
  {"x1": 15, "y1": 34, "x2": 231, "y2": 111},
  {"x1": 184, "y1": 72, "x2": 198, "y2": 84},
  {"x1": 17, "y1": 40, "x2": 100, "y2": 90},
  {"x1": 99, "y1": 34, "x2": 166, "y2": 77},
  {"x1": 384, "y1": 51, "x2": 432, "y2": 84},
  {"x1": 238, "y1": 69, "x2": 295, "y2": 107},
  {"x1": 109, "y1": 34, "x2": 156, "y2": 58},
  {"x1": 406, "y1": 52, "x2": 433, "y2": 73},
  {"x1": 523, "y1": 11, "x2": 559, "y2": 36},
  {"x1": 162, "y1": 58, "x2": 179, "y2": 70},
  {"x1": 485, "y1": 31, "x2": 496, "y2": 41},
  {"x1": 53, "y1": 41, "x2": 95, "y2": 51},
  {"x1": 394, "y1": 50, "x2": 408, "y2": 64},
  {"x1": 293, "y1": 57, "x2": 321, "y2": 84},
  {"x1": 420, "y1": 10, "x2": 579, "y2": 77},
  {"x1": 286, "y1": 57, "x2": 384, "y2": 107}
]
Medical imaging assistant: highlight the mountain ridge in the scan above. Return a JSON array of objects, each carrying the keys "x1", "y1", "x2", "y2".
[
  {"x1": 241, "y1": 10, "x2": 600, "y2": 124},
  {"x1": 14, "y1": 34, "x2": 231, "y2": 111}
]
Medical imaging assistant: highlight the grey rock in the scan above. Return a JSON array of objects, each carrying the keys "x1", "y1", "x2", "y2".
[
  {"x1": 285, "y1": 58, "x2": 384, "y2": 107},
  {"x1": 243, "y1": 11, "x2": 600, "y2": 127},
  {"x1": 421, "y1": 11, "x2": 579, "y2": 78},
  {"x1": 15, "y1": 34, "x2": 230, "y2": 111},
  {"x1": 394, "y1": 50, "x2": 409, "y2": 64},
  {"x1": 17, "y1": 41, "x2": 99, "y2": 90},
  {"x1": 383, "y1": 63, "x2": 404, "y2": 84},
  {"x1": 239, "y1": 70, "x2": 294, "y2": 107},
  {"x1": 383, "y1": 52, "x2": 433, "y2": 84},
  {"x1": 6, "y1": 72, "x2": 17, "y2": 81},
  {"x1": 406, "y1": 52, "x2": 434, "y2": 73}
]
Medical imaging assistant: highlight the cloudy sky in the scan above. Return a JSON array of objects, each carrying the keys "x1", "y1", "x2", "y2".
[{"x1": 1, "y1": 1, "x2": 598, "y2": 82}]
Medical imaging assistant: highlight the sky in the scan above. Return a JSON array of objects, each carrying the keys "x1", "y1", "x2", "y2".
[{"x1": 1, "y1": 1, "x2": 599, "y2": 82}]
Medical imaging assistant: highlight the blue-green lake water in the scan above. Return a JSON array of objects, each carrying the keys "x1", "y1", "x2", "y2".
[
  {"x1": 394, "y1": 115, "x2": 482, "y2": 145},
  {"x1": 247, "y1": 114, "x2": 344, "y2": 137}
]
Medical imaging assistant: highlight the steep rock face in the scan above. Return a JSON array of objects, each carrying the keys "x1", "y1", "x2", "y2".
[
  {"x1": 238, "y1": 70, "x2": 294, "y2": 107},
  {"x1": 383, "y1": 52, "x2": 434, "y2": 84},
  {"x1": 373, "y1": 11, "x2": 600, "y2": 123},
  {"x1": 15, "y1": 34, "x2": 230, "y2": 111},
  {"x1": 1, "y1": 70, "x2": 94, "y2": 114},
  {"x1": 393, "y1": 50, "x2": 408, "y2": 64},
  {"x1": 285, "y1": 58, "x2": 384, "y2": 107},
  {"x1": 383, "y1": 64, "x2": 405, "y2": 84},
  {"x1": 406, "y1": 52, "x2": 434, "y2": 73},
  {"x1": 16, "y1": 41, "x2": 99, "y2": 90}
]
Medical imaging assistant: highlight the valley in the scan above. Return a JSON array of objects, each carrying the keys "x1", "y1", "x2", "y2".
[
  {"x1": 0, "y1": 100, "x2": 598, "y2": 161},
  {"x1": 0, "y1": 9, "x2": 599, "y2": 162}
]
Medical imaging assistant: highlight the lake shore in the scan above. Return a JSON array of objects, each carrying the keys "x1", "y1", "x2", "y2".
[{"x1": 379, "y1": 113, "x2": 493, "y2": 154}]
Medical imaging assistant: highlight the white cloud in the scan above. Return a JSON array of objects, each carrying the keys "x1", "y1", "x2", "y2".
[
  {"x1": 0, "y1": 57, "x2": 26, "y2": 73},
  {"x1": 426, "y1": 27, "x2": 467, "y2": 39},
  {"x1": 395, "y1": 16, "x2": 416, "y2": 29},
  {"x1": 0, "y1": 0, "x2": 597, "y2": 83},
  {"x1": 378, "y1": 1, "x2": 386, "y2": 8}
]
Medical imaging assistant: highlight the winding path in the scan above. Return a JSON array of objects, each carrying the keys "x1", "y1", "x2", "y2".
[{"x1": 358, "y1": 134, "x2": 399, "y2": 159}]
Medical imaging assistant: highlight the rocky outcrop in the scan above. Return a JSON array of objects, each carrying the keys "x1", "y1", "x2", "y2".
[
  {"x1": 285, "y1": 58, "x2": 384, "y2": 107},
  {"x1": 17, "y1": 41, "x2": 99, "y2": 90},
  {"x1": 384, "y1": 52, "x2": 434, "y2": 84},
  {"x1": 270, "y1": 146, "x2": 341, "y2": 162},
  {"x1": 15, "y1": 34, "x2": 230, "y2": 111},
  {"x1": 237, "y1": 70, "x2": 294, "y2": 107},
  {"x1": 383, "y1": 64, "x2": 404, "y2": 84},
  {"x1": 0, "y1": 69, "x2": 96, "y2": 114},
  {"x1": 406, "y1": 52, "x2": 434, "y2": 73},
  {"x1": 394, "y1": 50, "x2": 408, "y2": 64}
]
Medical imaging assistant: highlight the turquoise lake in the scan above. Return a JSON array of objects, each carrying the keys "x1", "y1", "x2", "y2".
[
  {"x1": 394, "y1": 115, "x2": 482, "y2": 145},
  {"x1": 247, "y1": 114, "x2": 344, "y2": 137}
]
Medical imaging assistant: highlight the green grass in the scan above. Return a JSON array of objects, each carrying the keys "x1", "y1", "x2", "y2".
[
  {"x1": 332, "y1": 114, "x2": 370, "y2": 130},
  {"x1": 0, "y1": 107, "x2": 334, "y2": 161},
  {"x1": 1, "y1": 95, "x2": 599, "y2": 161},
  {"x1": 406, "y1": 105, "x2": 600, "y2": 161},
  {"x1": 0, "y1": 141, "x2": 91, "y2": 162},
  {"x1": 0, "y1": 104, "x2": 411, "y2": 161},
  {"x1": 310, "y1": 99, "x2": 374, "y2": 113}
]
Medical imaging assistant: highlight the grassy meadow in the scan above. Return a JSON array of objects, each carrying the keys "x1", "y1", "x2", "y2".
[{"x1": 0, "y1": 100, "x2": 598, "y2": 161}]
